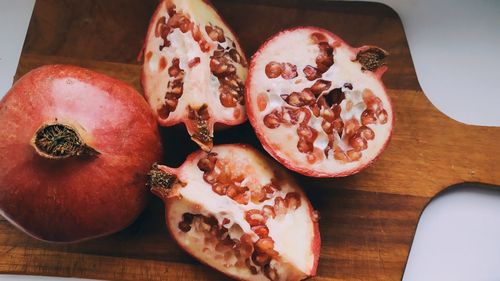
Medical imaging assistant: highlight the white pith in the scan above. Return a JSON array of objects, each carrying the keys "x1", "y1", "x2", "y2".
[
  {"x1": 248, "y1": 29, "x2": 393, "y2": 175},
  {"x1": 143, "y1": 0, "x2": 247, "y2": 127},
  {"x1": 166, "y1": 145, "x2": 316, "y2": 281}
]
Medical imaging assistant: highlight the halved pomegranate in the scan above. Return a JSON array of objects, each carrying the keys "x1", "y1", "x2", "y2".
[
  {"x1": 149, "y1": 144, "x2": 320, "y2": 280},
  {"x1": 246, "y1": 27, "x2": 393, "y2": 177},
  {"x1": 142, "y1": 0, "x2": 248, "y2": 151}
]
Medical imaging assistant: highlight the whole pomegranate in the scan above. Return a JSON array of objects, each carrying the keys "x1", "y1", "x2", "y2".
[
  {"x1": 246, "y1": 27, "x2": 393, "y2": 177},
  {"x1": 141, "y1": 0, "x2": 248, "y2": 151},
  {"x1": 0, "y1": 65, "x2": 162, "y2": 242},
  {"x1": 149, "y1": 144, "x2": 320, "y2": 281}
]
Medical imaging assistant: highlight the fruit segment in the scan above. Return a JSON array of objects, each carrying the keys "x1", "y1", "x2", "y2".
[
  {"x1": 142, "y1": 0, "x2": 248, "y2": 151},
  {"x1": 149, "y1": 144, "x2": 320, "y2": 281},
  {"x1": 246, "y1": 27, "x2": 393, "y2": 177}
]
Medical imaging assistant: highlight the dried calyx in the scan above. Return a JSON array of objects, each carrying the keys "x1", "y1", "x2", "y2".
[
  {"x1": 149, "y1": 145, "x2": 319, "y2": 280},
  {"x1": 32, "y1": 123, "x2": 99, "y2": 159}
]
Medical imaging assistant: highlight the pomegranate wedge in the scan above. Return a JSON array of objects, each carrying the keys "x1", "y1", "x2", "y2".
[
  {"x1": 148, "y1": 144, "x2": 320, "y2": 280},
  {"x1": 142, "y1": 0, "x2": 248, "y2": 151}
]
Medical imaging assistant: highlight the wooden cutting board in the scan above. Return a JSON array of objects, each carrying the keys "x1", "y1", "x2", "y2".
[{"x1": 1, "y1": 0, "x2": 499, "y2": 280}]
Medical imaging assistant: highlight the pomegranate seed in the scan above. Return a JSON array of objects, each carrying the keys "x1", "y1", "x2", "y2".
[
  {"x1": 252, "y1": 252, "x2": 271, "y2": 266},
  {"x1": 166, "y1": 4, "x2": 176, "y2": 16},
  {"x1": 274, "y1": 197, "x2": 287, "y2": 216},
  {"x1": 168, "y1": 58, "x2": 181, "y2": 77},
  {"x1": 245, "y1": 209, "x2": 266, "y2": 226},
  {"x1": 251, "y1": 189, "x2": 267, "y2": 204},
  {"x1": 188, "y1": 57, "x2": 201, "y2": 68},
  {"x1": 199, "y1": 39, "x2": 211, "y2": 52},
  {"x1": 349, "y1": 134, "x2": 368, "y2": 151},
  {"x1": 321, "y1": 120, "x2": 333, "y2": 134},
  {"x1": 378, "y1": 109, "x2": 388, "y2": 124},
  {"x1": 165, "y1": 97, "x2": 178, "y2": 110},
  {"x1": 334, "y1": 149, "x2": 348, "y2": 161},
  {"x1": 284, "y1": 92, "x2": 303, "y2": 107},
  {"x1": 220, "y1": 91, "x2": 237, "y2": 107},
  {"x1": 347, "y1": 149, "x2": 362, "y2": 161},
  {"x1": 206, "y1": 25, "x2": 225, "y2": 43},
  {"x1": 178, "y1": 221, "x2": 191, "y2": 232},
  {"x1": 210, "y1": 58, "x2": 228, "y2": 75},
  {"x1": 252, "y1": 225, "x2": 269, "y2": 238},
  {"x1": 265, "y1": 61, "x2": 283, "y2": 78},
  {"x1": 228, "y1": 49, "x2": 241, "y2": 63},
  {"x1": 234, "y1": 193, "x2": 249, "y2": 205},
  {"x1": 169, "y1": 86, "x2": 183, "y2": 98},
  {"x1": 255, "y1": 237, "x2": 275, "y2": 253},
  {"x1": 361, "y1": 109, "x2": 377, "y2": 125},
  {"x1": 203, "y1": 171, "x2": 217, "y2": 185},
  {"x1": 263, "y1": 113, "x2": 281, "y2": 129},
  {"x1": 222, "y1": 218, "x2": 230, "y2": 225},
  {"x1": 359, "y1": 126, "x2": 375, "y2": 140},
  {"x1": 297, "y1": 139, "x2": 313, "y2": 153},
  {"x1": 281, "y1": 63, "x2": 298, "y2": 79},
  {"x1": 191, "y1": 24, "x2": 202, "y2": 42},
  {"x1": 285, "y1": 192, "x2": 301, "y2": 210},
  {"x1": 332, "y1": 119, "x2": 344, "y2": 136},
  {"x1": 226, "y1": 185, "x2": 239, "y2": 198},
  {"x1": 262, "y1": 205, "x2": 276, "y2": 219},
  {"x1": 344, "y1": 119, "x2": 360, "y2": 136},
  {"x1": 311, "y1": 104, "x2": 321, "y2": 117},
  {"x1": 212, "y1": 182, "x2": 228, "y2": 195},
  {"x1": 316, "y1": 42, "x2": 334, "y2": 72},
  {"x1": 179, "y1": 18, "x2": 191, "y2": 33},
  {"x1": 297, "y1": 126, "x2": 315, "y2": 142},
  {"x1": 157, "y1": 105, "x2": 171, "y2": 119},
  {"x1": 303, "y1": 65, "x2": 319, "y2": 81},
  {"x1": 310, "y1": 79, "x2": 332, "y2": 95},
  {"x1": 197, "y1": 153, "x2": 217, "y2": 172},
  {"x1": 322, "y1": 107, "x2": 335, "y2": 122},
  {"x1": 300, "y1": 89, "x2": 316, "y2": 105}
]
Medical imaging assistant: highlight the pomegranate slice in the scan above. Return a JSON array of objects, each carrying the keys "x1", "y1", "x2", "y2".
[
  {"x1": 149, "y1": 144, "x2": 320, "y2": 280},
  {"x1": 246, "y1": 27, "x2": 393, "y2": 177},
  {"x1": 142, "y1": 0, "x2": 248, "y2": 151}
]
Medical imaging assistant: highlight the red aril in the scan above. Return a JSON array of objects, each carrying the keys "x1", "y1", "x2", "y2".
[
  {"x1": 149, "y1": 144, "x2": 320, "y2": 280},
  {"x1": 0, "y1": 65, "x2": 162, "y2": 242},
  {"x1": 246, "y1": 27, "x2": 393, "y2": 177},
  {"x1": 142, "y1": 0, "x2": 248, "y2": 151}
]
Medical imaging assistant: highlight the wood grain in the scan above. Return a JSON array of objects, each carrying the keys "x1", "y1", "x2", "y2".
[{"x1": 2, "y1": 0, "x2": 499, "y2": 280}]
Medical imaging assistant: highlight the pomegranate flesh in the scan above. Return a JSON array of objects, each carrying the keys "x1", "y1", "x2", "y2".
[
  {"x1": 0, "y1": 65, "x2": 162, "y2": 242},
  {"x1": 246, "y1": 27, "x2": 393, "y2": 177},
  {"x1": 149, "y1": 144, "x2": 320, "y2": 280},
  {"x1": 142, "y1": 0, "x2": 248, "y2": 151}
]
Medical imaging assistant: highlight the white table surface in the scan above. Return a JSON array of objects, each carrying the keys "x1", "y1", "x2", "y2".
[{"x1": 0, "y1": 0, "x2": 499, "y2": 280}]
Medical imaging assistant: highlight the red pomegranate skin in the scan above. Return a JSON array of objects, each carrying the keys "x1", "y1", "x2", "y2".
[{"x1": 0, "y1": 65, "x2": 162, "y2": 242}]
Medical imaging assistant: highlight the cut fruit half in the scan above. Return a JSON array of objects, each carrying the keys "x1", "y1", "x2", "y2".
[
  {"x1": 246, "y1": 27, "x2": 393, "y2": 177},
  {"x1": 142, "y1": 0, "x2": 248, "y2": 150},
  {"x1": 149, "y1": 144, "x2": 320, "y2": 280}
]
